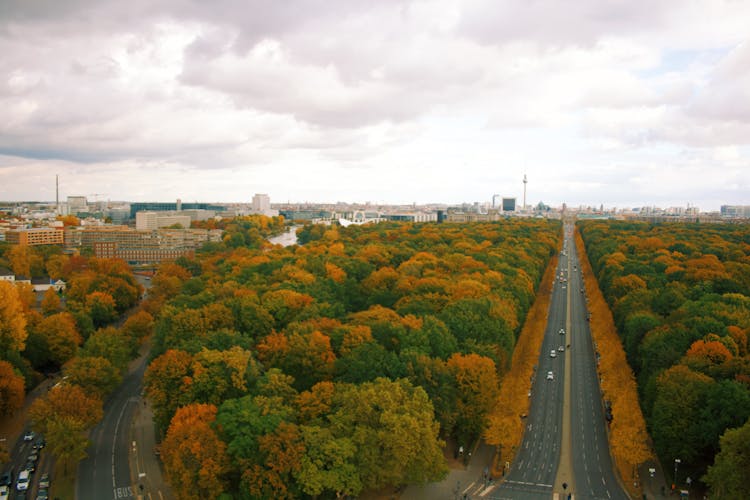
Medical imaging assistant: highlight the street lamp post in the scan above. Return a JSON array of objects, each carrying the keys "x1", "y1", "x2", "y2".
[{"x1": 674, "y1": 458, "x2": 681, "y2": 489}]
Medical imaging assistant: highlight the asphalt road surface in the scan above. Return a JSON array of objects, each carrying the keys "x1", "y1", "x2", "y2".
[
  {"x1": 566, "y1": 230, "x2": 629, "y2": 500},
  {"x1": 490, "y1": 224, "x2": 629, "y2": 500},
  {"x1": 77, "y1": 356, "x2": 146, "y2": 500}
]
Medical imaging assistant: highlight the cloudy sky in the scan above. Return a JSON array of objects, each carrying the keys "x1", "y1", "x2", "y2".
[{"x1": 1, "y1": 0, "x2": 749, "y2": 210}]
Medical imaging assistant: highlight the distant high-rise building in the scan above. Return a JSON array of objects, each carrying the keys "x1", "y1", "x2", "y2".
[
  {"x1": 67, "y1": 196, "x2": 88, "y2": 213},
  {"x1": 251, "y1": 194, "x2": 278, "y2": 217},
  {"x1": 502, "y1": 197, "x2": 516, "y2": 212},
  {"x1": 252, "y1": 194, "x2": 271, "y2": 212},
  {"x1": 721, "y1": 205, "x2": 750, "y2": 217},
  {"x1": 136, "y1": 211, "x2": 191, "y2": 230}
]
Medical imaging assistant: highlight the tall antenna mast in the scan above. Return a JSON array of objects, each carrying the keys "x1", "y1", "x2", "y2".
[
  {"x1": 56, "y1": 174, "x2": 59, "y2": 214},
  {"x1": 523, "y1": 174, "x2": 528, "y2": 210}
]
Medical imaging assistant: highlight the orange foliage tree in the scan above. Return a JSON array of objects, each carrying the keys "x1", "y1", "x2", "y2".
[
  {"x1": 162, "y1": 403, "x2": 230, "y2": 500},
  {"x1": 0, "y1": 360, "x2": 25, "y2": 416}
]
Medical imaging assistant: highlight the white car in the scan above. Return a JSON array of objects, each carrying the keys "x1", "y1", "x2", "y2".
[
  {"x1": 1, "y1": 484, "x2": 10, "y2": 500},
  {"x1": 550, "y1": 350, "x2": 557, "y2": 358},
  {"x1": 546, "y1": 371, "x2": 554, "y2": 380},
  {"x1": 559, "y1": 328, "x2": 565, "y2": 335},
  {"x1": 16, "y1": 470, "x2": 30, "y2": 491}
]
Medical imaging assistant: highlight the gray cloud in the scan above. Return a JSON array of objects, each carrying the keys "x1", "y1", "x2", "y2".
[{"x1": 0, "y1": 0, "x2": 748, "y2": 208}]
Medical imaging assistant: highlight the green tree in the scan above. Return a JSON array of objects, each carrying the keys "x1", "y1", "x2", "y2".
[
  {"x1": 63, "y1": 356, "x2": 122, "y2": 399},
  {"x1": 328, "y1": 378, "x2": 447, "y2": 490},
  {"x1": 704, "y1": 417, "x2": 750, "y2": 499},
  {"x1": 82, "y1": 327, "x2": 132, "y2": 373},
  {"x1": 296, "y1": 425, "x2": 361, "y2": 498}
]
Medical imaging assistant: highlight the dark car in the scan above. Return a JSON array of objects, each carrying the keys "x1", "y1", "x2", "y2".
[
  {"x1": 23, "y1": 461, "x2": 34, "y2": 474},
  {"x1": 0, "y1": 470, "x2": 12, "y2": 487},
  {"x1": 36, "y1": 488, "x2": 49, "y2": 500},
  {"x1": 33, "y1": 437, "x2": 45, "y2": 450},
  {"x1": 38, "y1": 473, "x2": 50, "y2": 489}
]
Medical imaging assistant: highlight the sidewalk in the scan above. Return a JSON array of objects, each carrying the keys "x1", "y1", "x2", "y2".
[
  {"x1": 0, "y1": 374, "x2": 58, "y2": 457},
  {"x1": 639, "y1": 458, "x2": 670, "y2": 499},
  {"x1": 401, "y1": 440, "x2": 496, "y2": 500}
]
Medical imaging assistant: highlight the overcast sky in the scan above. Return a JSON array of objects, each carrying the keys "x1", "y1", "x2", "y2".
[{"x1": 1, "y1": 0, "x2": 749, "y2": 210}]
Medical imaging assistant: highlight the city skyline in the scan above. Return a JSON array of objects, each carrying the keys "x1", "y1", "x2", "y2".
[{"x1": 1, "y1": 1, "x2": 749, "y2": 211}]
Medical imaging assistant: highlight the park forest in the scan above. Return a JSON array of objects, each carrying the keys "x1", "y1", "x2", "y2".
[
  {"x1": 579, "y1": 220, "x2": 750, "y2": 497},
  {"x1": 142, "y1": 219, "x2": 560, "y2": 499},
  {"x1": 1, "y1": 216, "x2": 748, "y2": 499}
]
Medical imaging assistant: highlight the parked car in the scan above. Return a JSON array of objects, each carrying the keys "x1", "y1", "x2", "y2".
[
  {"x1": 36, "y1": 488, "x2": 49, "y2": 500},
  {"x1": 0, "y1": 469, "x2": 12, "y2": 487},
  {"x1": 22, "y1": 431, "x2": 35, "y2": 442},
  {"x1": 0, "y1": 484, "x2": 10, "y2": 500},
  {"x1": 38, "y1": 473, "x2": 50, "y2": 489},
  {"x1": 23, "y1": 461, "x2": 34, "y2": 474},
  {"x1": 33, "y1": 437, "x2": 45, "y2": 450}
]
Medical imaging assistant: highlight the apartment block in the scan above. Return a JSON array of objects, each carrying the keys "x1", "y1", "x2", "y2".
[{"x1": 5, "y1": 227, "x2": 64, "y2": 246}]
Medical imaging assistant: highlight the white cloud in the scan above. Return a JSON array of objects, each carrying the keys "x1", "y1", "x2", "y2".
[{"x1": 0, "y1": 0, "x2": 748, "y2": 210}]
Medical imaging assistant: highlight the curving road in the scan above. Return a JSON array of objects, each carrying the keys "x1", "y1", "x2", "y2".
[
  {"x1": 76, "y1": 358, "x2": 144, "y2": 500},
  {"x1": 77, "y1": 273, "x2": 172, "y2": 500}
]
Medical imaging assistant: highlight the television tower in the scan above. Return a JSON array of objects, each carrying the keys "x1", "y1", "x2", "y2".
[
  {"x1": 523, "y1": 174, "x2": 527, "y2": 210},
  {"x1": 55, "y1": 174, "x2": 59, "y2": 214}
]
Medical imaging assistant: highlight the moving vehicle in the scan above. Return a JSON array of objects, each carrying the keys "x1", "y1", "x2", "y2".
[
  {"x1": 558, "y1": 345, "x2": 565, "y2": 352},
  {"x1": 546, "y1": 371, "x2": 554, "y2": 380},
  {"x1": 33, "y1": 437, "x2": 45, "y2": 450},
  {"x1": 550, "y1": 350, "x2": 557, "y2": 358},
  {"x1": 23, "y1": 431, "x2": 35, "y2": 442},
  {"x1": 16, "y1": 470, "x2": 30, "y2": 491}
]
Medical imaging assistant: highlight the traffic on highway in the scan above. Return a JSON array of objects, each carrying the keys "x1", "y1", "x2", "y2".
[{"x1": 494, "y1": 224, "x2": 629, "y2": 499}]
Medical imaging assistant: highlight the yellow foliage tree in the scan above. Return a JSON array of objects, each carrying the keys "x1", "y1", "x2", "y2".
[{"x1": 0, "y1": 281, "x2": 28, "y2": 352}]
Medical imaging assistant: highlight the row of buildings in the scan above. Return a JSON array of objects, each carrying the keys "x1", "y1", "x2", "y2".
[{"x1": 1, "y1": 224, "x2": 223, "y2": 263}]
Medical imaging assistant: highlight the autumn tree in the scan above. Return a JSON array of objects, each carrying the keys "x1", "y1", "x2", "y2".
[
  {"x1": 86, "y1": 290, "x2": 118, "y2": 328},
  {"x1": 29, "y1": 384, "x2": 103, "y2": 472},
  {"x1": 144, "y1": 349, "x2": 195, "y2": 434},
  {"x1": 41, "y1": 287, "x2": 62, "y2": 315},
  {"x1": 447, "y1": 353, "x2": 500, "y2": 443},
  {"x1": 0, "y1": 360, "x2": 24, "y2": 416},
  {"x1": 0, "y1": 280, "x2": 27, "y2": 353},
  {"x1": 161, "y1": 403, "x2": 230, "y2": 500},
  {"x1": 28, "y1": 312, "x2": 81, "y2": 367},
  {"x1": 120, "y1": 310, "x2": 154, "y2": 343}
]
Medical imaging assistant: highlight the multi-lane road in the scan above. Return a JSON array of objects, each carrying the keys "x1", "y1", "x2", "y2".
[{"x1": 492, "y1": 224, "x2": 629, "y2": 500}]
